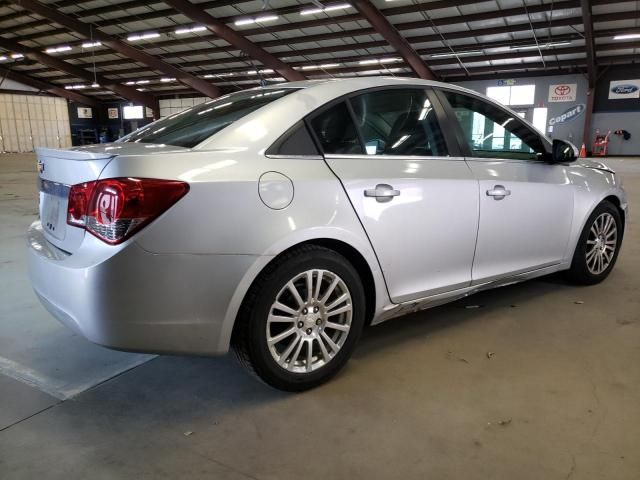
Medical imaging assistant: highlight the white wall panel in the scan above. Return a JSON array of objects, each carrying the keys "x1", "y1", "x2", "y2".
[
  {"x1": 159, "y1": 97, "x2": 207, "y2": 118},
  {"x1": 0, "y1": 93, "x2": 71, "y2": 152}
]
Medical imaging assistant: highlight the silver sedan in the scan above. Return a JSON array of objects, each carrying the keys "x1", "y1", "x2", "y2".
[{"x1": 28, "y1": 77, "x2": 627, "y2": 390}]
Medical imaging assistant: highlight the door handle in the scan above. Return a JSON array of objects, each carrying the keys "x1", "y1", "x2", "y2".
[
  {"x1": 486, "y1": 185, "x2": 511, "y2": 201},
  {"x1": 364, "y1": 183, "x2": 400, "y2": 203}
]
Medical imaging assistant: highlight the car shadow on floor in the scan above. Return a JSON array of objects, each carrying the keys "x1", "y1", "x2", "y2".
[
  {"x1": 81, "y1": 273, "x2": 577, "y2": 411},
  {"x1": 353, "y1": 272, "x2": 572, "y2": 359}
]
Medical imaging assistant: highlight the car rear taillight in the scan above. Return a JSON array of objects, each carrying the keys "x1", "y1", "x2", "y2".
[{"x1": 67, "y1": 178, "x2": 189, "y2": 245}]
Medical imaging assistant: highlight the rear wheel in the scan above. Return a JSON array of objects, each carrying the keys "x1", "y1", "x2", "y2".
[
  {"x1": 233, "y1": 245, "x2": 365, "y2": 391},
  {"x1": 567, "y1": 201, "x2": 623, "y2": 285}
]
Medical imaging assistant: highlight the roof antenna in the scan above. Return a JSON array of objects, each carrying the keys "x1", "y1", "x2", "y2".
[{"x1": 89, "y1": 24, "x2": 99, "y2": 88}]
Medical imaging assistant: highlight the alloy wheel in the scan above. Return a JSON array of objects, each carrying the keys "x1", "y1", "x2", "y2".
[
  {"x1": 585, "y1": 212, "x2": 617, "y2": 275},
  {"x1": 266, "y1": 269, "x2": 353, "y2": 373}
]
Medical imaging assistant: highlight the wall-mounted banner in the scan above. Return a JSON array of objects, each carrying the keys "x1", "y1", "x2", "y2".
[
  {"x1": 77, "y1": 107, "x2": 92, "y2": 119},
  {"x1": 107, "y1": 108, "x2": 119, "y2": 119},
  {"x1": 548, "y1": 83, "x2": 577, "y2": 102},
  {"x1": 609, "y1": 80, "x2": 640, "y2": 99},
  {"x1": 497, "y1": 79, "x2": 516, "y2": 86},
  {"x1": 548, "y1": 104, "x2": 585, "y2": 126}
]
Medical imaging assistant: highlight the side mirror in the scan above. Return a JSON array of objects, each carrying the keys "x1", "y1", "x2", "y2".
[{"x1": 551, "y1": 139, "x2": 578, "y2": 163}]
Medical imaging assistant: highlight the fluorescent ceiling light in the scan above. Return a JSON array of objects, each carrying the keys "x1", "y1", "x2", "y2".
[
  {"x1": 10, "y1": 53, "x2": 24, "y2": 59},
  {"x1": 136, "y1": 80, "x2": 150, "y2": 84},
  {"x1": 431, "y1": 50, "x2": 481, "y2": 58},
  {"x1": 359, "y1": 57, "x2": 400, "y2": 65},
  {"x1": 613, "y1": 33, "x2": 640, "y2": 40},
  {"x1": 301, "y1": 63, "x2": 341, "y2": 70},
  {"x1": 234, "y1": 14, "x2": 278, "y2": 26},
  {"x1": 246, "y1": 68, "x2": 275, "y2": 75},
  {"x1": 127, "y1": 32, "x2": 161, "y2": 41},
  {"x1": 301, "y1": 3, "x2": 351, "y2": 15},
  {"x1": 124, "y1": 81, "x2": 135, "y2": 85},
  {"x1": 160, "y1": 77, "x2": 176, "y2": 82},
  {"x1": 204, "y1": 72, "x2": 235, "y2": 78},
  {"x1": 82, "y1": 41, "x2": 102, "y2": 48},
  {"x1": 45, "y1": 45, "x2": 72, "y2": 53},
  {"x1": 0, "y1": 56, "x2": 6, "y2": 61},
  {"x1": 64, "y1": 85, "x2": 86, "y2": 90},
  {"x1": 91, "y1": 83, "x2": 100, "y2": 88},
  {"x1": 174, "y1": 26, "x2": 207, "y2": 34},
  {"x1": 510, "y1": 41, "x2": 571, "y2": 50}
]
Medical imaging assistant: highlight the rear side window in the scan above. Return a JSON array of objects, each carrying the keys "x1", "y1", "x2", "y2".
[
  {"x1": 350, "y1": 89, "x2": 448, "y2": 156},
  {"x1": 266, "y1": 121, "x2": 319, "y2": 156},
  {"x1": 309, "y1": 102, "x2": 364, "y2": 154},
  {"x1": 121, "y1": 88, "x2": 297, "y2": 148},
  {"x1": 443, "y1": 90, "x2": 546, "y2": 160}
]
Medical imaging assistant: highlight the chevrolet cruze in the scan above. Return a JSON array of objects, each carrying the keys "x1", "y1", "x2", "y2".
[{"x1": 28, "y1": 77, "x2": 627, "y2": 390}]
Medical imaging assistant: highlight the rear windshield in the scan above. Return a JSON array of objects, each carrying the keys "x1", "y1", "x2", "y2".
[{"x1": 120, "y1": 88, "x2": 297, "y2": 148}]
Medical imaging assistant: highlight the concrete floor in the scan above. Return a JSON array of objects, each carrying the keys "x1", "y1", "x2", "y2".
[{"x1": 0, "y1": 153, "x2": 638, "y2": 480}]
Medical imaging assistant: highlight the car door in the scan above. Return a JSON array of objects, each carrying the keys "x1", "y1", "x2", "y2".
[
  {"x1": 437, "y1": 89, "x2": 574, "y2": 284},
  {"x1": 308, "y1": 88, "x2": 479, "y2": 303}
]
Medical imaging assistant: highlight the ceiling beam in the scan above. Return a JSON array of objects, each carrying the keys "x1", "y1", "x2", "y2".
[
  {"x1": 580, "y1": 0, "x2": 597, "y2": 88},
  {"x1": 162, "y1": 0, "x2": 305, "y2": 82},
  {"x1": 12, "y1": 0, "x2": 221, "y2": 99},
  {"x1": 334, "y1": 0, "x2": 436, "y2": 79},
  {"x1": 10, "y1": 7, "x2": 636, "y2": 77},
  {"x1": 0, "y1": 65, "x2": 99, "y2": 106},
  {"x1": 41, "y1": 43, "x2": 595, "y2": 85},
  {"x1": 2, "y1": 0, "x2": 482, "y2": 41},
  {"x1": 3, "y1": 0, "x2": 636, "y2": 43},
  {"x1": 11, "y1": 15, "x2": 587, "y2": 80},
  {"x1": 0, "y1": 37, "x2": 159, "y2": 114}
]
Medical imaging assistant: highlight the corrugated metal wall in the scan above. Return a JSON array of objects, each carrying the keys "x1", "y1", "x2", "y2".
[{"x1": 0, "y1": 94, "x2": 72, "y2": 153}]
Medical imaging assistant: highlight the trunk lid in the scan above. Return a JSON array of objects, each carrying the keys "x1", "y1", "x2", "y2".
[{"x1": 37, "y1": 147, "x2": 116, "y2": 253}]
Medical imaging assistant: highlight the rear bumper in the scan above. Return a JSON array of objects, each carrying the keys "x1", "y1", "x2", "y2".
[{"x1": 27, "y1": 221, "x2": 257, "y2": 356}]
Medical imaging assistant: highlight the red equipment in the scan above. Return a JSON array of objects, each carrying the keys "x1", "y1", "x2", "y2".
[{"x1": 593, "y1": 130, "x2": 611, "y2": 157}]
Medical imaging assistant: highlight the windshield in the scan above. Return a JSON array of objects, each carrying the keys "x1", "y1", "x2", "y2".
[{"x1": 120, "y1": 88, "x2": 298, "y2": 148}]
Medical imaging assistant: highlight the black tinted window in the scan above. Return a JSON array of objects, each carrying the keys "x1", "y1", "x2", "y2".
[
  {"x1": 267, "y1": 121, "x2": 319, "y2": 156},
  {"x1": 350, "y1": 89, "x2": 448, "y2": 156},
  {"x1": 309, "y1": 102, "x2": 363, "y2": 154},
  {"x1": 443, "y1": 91, "x2": 546, "y2": 160},
  {"x1": 121, "y1": 88, "x2": 297, "y2": 148}
]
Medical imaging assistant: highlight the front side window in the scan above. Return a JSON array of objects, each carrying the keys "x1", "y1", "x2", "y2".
[
  {"x1": 309, "y1": 102, "x2": 363, "y2": 154},
  {"x1": 349, "y1": 89, "x2": 448, "y2": 156},
  {"x1": 443, "y1": 91, "x2": 546, "y2": 161},
  {"x1": 120, "y1": 88, "x2": 297, "y2": 148}
]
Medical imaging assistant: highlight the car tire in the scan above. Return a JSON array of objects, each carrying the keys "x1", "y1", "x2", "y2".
[
  {"x1": 232, "y1": 244, "x2": 366, "y2": 391},
  {"x1": 567, "y1": 200, "x2": 623, "y2": 285}
]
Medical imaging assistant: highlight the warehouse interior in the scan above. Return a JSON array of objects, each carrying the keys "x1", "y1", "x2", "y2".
[{"x1": 1, "y1": 1, "x2": 639, "y2": 479}]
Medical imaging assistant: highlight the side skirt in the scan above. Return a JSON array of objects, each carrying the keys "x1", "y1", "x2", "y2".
[{"x1": 372, "y1": 262, "x2": 569, "y2": 325}]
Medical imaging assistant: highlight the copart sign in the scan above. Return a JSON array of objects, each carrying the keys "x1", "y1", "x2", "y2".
[{"x1": 548, "y1": 104, "x2": 585, "y2": 126}]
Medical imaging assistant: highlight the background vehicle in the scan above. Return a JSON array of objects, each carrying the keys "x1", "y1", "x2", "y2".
[{"x1": 28, "y1": 78, "x2": 627, "y2": 390}]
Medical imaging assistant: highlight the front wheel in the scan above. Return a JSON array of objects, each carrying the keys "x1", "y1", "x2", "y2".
[
  {"x1": 232, "y1": 245, "x2": 366, "y2": 391},
  {"x1": 567, "y1": 200, "x2": 623, "y2": 285}
]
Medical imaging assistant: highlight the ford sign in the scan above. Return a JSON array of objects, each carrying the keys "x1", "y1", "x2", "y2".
[
  {"x1": 548, "y1": 104, "x2": 585, "y2": 126},
  {"x1": 610, "y1": 84, "x2": 639, "y2": 95}
]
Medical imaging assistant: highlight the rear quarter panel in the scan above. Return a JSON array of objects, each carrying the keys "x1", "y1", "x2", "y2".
[{"x1": 99, "y1": 150, "x2": 390, "y2": 351}]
